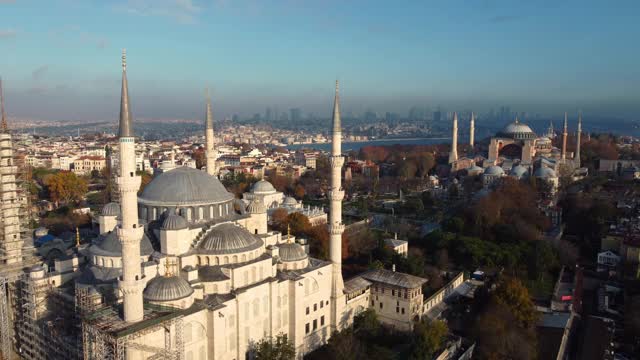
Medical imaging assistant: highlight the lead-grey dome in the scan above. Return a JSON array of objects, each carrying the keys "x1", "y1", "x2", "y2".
[
  {"x1": 139, "y1": 167, "x2": 234, "y2": 206},
  {"x1": 278, "y1": 242, "x2": 308, "y2": 262},
  {"x1": 534, "y1": 167, "x2": 557, "y2": 178},
  {"x1": 143, "y1": 275, "x2": 194, "y2": 302},
  {"x1": 498, "y1": 120, "x2": 536, "y2": 139},
  {"x1": 162, "y1": 211, "x2": 188, "y2": 230},
  {"x1": 251, "y1": 180, "x2": 276, "y2": 194},
  {"x1": 91, "y1": 230, "x2": 155, "y2": 256},
  {"x1": 511, "y1": 164, "x2": 529, "y2": 178},
  {"x1": 484, "y1": 165, "x2": 505, "y2": 176},
  {"x1": 198, "y1": 223, "x2": 263, "y2": 254},
  {"x1": 102, "y1": 202, "x2": 120, "y2": 216},
  {"x1": 283, "y1": 197, "x2": 297, "y2": 206}
]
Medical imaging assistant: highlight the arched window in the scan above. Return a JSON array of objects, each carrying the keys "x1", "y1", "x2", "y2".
[
  {"x1": 223, "y1": 256, "x2": 228, "y2": 264},
  {"x1": 205, "y1": 257, "x2": 210, "y2": 266},
  {"x1": 209, "y1": 206, "x2": 214, "y2": 219},
  {"x1": 232, "y1": 255, "x2": 238, "y2": 263},
  {"x1": 198, "y1": 207, "x2": 203, "y2": 220},
  {"x1": 215, "y1": 257, "x2": 220, "y2": 265},
  {"x1": 197, "y1": 257, "x2": 201, "y2": 266},
  {"x1": 241, "y1": 254, "x2": 246, "y2": 262},
  {"x1": 109, "y1": 259, "x2": 114, "y2": 267}
]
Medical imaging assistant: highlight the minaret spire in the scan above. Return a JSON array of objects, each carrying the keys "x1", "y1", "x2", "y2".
[
  {"x1": 119, "y1": 49, "x2": 132, "y2": 137},
  {"x1": 575, "y1": 112, "x2": 582, "y2": 168},
  {"x1": 561, "y1": 112, "x2": 568, "y2": 160},
  {"x1": 448, "y1": 112, "x2": 458, "y2": 164},
  {"x1": 0, "y1": 77, "x2": 7, "y2": 132},
  {"x1": 205, "y1": 88, "x2": 217, "y2": 176},
  {"x1": 116, "y1": 49, "x2": 144, "y2": 323},
  {"x1": 469, "y1": 112, "x2": 475, "y2": 147},
  {"x1": 328, "y1": 80, "x2": 345, "y2": 332}
]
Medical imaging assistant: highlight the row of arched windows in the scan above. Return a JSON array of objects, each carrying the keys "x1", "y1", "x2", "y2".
[
  {"x1": 196, "y1": 250, "x2": 261, "y2": 267},
  {"x1": 140, "y1": 202, "x2": 232, "y2": 223}
]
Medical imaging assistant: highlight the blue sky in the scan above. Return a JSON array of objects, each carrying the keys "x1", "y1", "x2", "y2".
[{"x1": 0, "y1": 0, "x2": 639, "y2": 121}]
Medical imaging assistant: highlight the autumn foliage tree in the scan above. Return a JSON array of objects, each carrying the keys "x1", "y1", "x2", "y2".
[{"x1": 43, "y1": 171, "x2": 88, "y2": 205}]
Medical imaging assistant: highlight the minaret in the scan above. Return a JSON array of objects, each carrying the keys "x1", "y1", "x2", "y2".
[
  {"x1": 115, "y1": 50, "x2": 145, "y2": 323},
  {"x1": 205, "y1": 89, "x2": 217, "y2": 176},
  {"x1": 0, "y1": 78, "x2": 23, "y2": 264},
  {"x1": 328, "y1": 80, "x2": 345, "y2": 331},
  {"x1": 575, "y1": 113, "x2": 582, "y2": 168},
  {"x1": 469, "y1": 112, "x2": 475, "y2": 147},
  {"x1": 561, "y1": 112, "x2": 568, "y2": 161},
  {"x1": 448, "y1": 112, "x2": 458, "y2": 164}
]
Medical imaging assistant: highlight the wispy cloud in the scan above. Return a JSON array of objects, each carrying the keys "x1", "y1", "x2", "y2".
[
  {"x1": 489, "y1": 15, "x2": 525, "y2": 24},
  {"x1": 116, "y1": 0, "x2": 202, "y2": 24},
  {"x1": 0, "y1": 29, "x2": 16, "y2": 39},
  {"x1": 32, "y1": 65, "x2": 49, "y2": 81}
]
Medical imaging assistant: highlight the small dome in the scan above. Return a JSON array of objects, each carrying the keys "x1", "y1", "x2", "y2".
[
  {"x1": 198, "y1": 223, "x2": 263, "y2": 254},
  {"x1": 28, "y1": 265, "x2": 44, "y2": 273},
  {"x1": 102, "y1": 202, "x2": 120, "y2": 217},
  {"x1": 251, "y1": 180, "x2": 276, "y2": 194},
  {"x1": 246, "y1": 199, "x2": 266, "y2": 214},
  {"x1": 537, "y1": 137, "x2": 551, "y2": 143},
  {"x1": 283, "y1": 197, "x2": 297, "y2": 206},
  {"x1": 143, "y1": 275, "x2": 194, "y2": 302},
  {"x1": 484, "y1": 165, "x2": 505, "y2": 176},
  {"x1": 534, "y1": 167, "x2": 557, "y2": 178},
  {"x1": 92, "y1": 231, "x2": 155, "y2": 256},
  {"x1": 511, "y1": 165, "x2": 529, "y2": 178},
  {"x1": 278, "y1": 242, "x2": 308, "y2": 262},
  {"x1": 162, "y1": 211, "x2": 188, "y2": 230}
]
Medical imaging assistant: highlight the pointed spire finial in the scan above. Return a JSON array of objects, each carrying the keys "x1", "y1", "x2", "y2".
[
  {"x1": 331, "y1": 80, "x2": 341, "y2": 135},
  {"x1": 119, "y1": 50, "x2": 133, "y2": 137},
  {"x1": 0, "y1": 77, "x2": 6, "y2": 132}
]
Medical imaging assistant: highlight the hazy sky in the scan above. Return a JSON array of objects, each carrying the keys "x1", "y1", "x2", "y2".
[{"x1": 1, "y1": 0, "x2": 639, "y2": 122}]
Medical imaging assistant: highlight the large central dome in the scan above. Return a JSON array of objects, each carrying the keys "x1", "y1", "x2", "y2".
[
  {"x1": 498, "y1": 120, "x2": 536, "y2": 139},
  {"x1": 139, "y1": 167, "x2": 234, "y2": 206}
]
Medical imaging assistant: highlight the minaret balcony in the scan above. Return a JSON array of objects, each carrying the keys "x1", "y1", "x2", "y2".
[
  {"x1": 328, "y1": 190, "x2": 344, "y2": 201},
  {"x1": 117, "y1": 225, "x2": 145, "y2": 244},
  {"x1": 329, "y1": 156, "x2": 344, "y2": 167},
  {"x1": 115, "y1": 175, "x2": 141, "y2": 192},
  {"x1": 328, "y1": 223, "x2": 345, "y2": 235}
]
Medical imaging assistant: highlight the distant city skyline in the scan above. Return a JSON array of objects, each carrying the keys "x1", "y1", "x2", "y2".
[{"x1": 1, "y1": 0, "x2": 639, "y2": 121}]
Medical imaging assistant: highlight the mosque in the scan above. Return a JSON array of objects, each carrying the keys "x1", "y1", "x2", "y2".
[
  {"x1": 448, "y1": 110, "x2": 583, "y2": 192},
  {"x1": 17, "y1": 51, "x2": 427, "y2": 360}
]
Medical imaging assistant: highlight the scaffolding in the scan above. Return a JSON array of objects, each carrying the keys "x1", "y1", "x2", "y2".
[{"x1": 78, "y1": 288, "x2": 186, "y2": 360}]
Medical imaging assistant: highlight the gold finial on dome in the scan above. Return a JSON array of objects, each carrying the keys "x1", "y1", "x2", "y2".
[{"x1": 75, "y1": 227, "x2": 81, "y2": 247}]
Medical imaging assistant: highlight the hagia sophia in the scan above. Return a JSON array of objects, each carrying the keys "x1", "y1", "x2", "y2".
[
  {"x1": 448, "y1": 109, "x2": 584, "y2": 192},
  {"x1": 5, "y1": 51, "x2": 427, "y2": 360}
]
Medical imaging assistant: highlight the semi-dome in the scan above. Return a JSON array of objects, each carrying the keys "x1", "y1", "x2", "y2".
[
  {"x1": 283, "y1": 197, "x2": 297, "y2": 206},
  {"x1": 246, "y1": 199, "x2": 266, "y2": 214},
  {"x1": 139, "y1": 167, "x2": 233, "y2": 206},
  {"x1": 484, "y1": 165, "x2": 505, "y2": 176},
  {"x1": 198, "y1": 223, "x2": 263, "y2": 254},
  {"x1": 498, "y1": 120, "x2": 536, "y2": 139},
  {"x1": 277, "y1": 242, "x2": 308, "y2": 262},
  {"x1": 534, "y1": 167, "x2": 557, "y2": 178},
  {"x1": 143, "y1": 275, "x2": 194, "y2": 302},
  {"x1": 198, "y1": 266, "x2": 229, "y2": 282},
  {"x1": 511, "y1": 164, "x2": 529, "y2": 178},
  {"x1": 91, "y1": 230, "x2": 155, "y2": 256},
  {"x1": 251, "y1": 180, "x2": 276, "y2": 194},
  {"x1": 102, "y1": 202, "x2": 120, "y2": 216},
  {"x1": 162, "y1": 211, "x2": 189, "y2": 230}
]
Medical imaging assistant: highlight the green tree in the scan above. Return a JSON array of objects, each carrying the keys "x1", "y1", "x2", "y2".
[
  {"x1": 353, "y1": 309, "x2": 381, "y2": 340},
  {"x1": 409, "y1": 319, "x2": 448, "y2": 360},
  {"x1": 254, "y1": 333, "x2": 295, "y2": 360}
]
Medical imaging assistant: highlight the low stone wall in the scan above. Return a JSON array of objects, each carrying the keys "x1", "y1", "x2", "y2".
[{"x1": 422, "y1": 272, "x2": 465, "y2": 314}]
